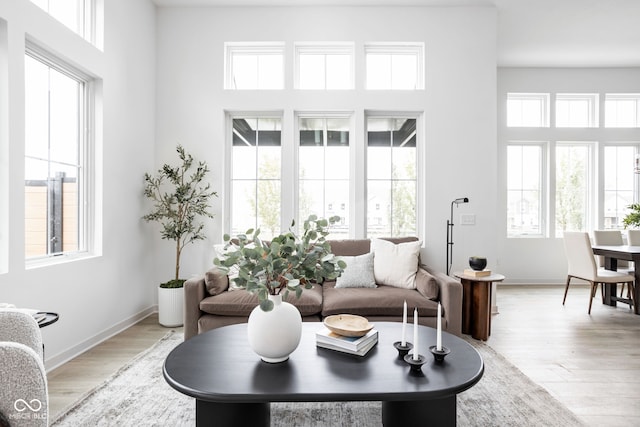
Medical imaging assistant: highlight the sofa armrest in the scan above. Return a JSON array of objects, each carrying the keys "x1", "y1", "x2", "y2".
[
  {"x1": 184, "y1": 276, "x2": 207, "y2": 341},
  {"x1": 421, "y1": 265, "x2": 463, "y2": 336}
]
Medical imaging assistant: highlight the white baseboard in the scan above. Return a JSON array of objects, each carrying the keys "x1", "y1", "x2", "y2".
[{"x1": 45, "y1": 306, "x2": 156, "y2": 372}]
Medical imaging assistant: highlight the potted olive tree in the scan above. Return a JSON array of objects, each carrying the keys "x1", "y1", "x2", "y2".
[
  {"x1": 623, "y1": 203, "x2": 640, "y2": 229},
  {"x1": 143, "y1": 145, "x2": 217, "y2": 326}
]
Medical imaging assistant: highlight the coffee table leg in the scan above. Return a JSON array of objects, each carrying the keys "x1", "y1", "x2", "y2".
[
  {"x1": 382, "y1": 396, "x2": 456, "y2": 427},
  {"x1": 196, "y1": 400, "x2": 269, "y2": 427}
]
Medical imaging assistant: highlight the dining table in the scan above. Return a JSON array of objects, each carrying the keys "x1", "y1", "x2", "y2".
[{"x1": 591, "y1": 244, "x2": 640, "y2": 315}]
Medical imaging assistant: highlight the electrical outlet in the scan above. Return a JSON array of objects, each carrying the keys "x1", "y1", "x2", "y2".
[{"x1": 460, "y1": 214, "x2": 476, "y2": 225}]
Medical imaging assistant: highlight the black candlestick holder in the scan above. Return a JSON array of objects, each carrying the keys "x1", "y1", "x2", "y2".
[
  {"x1": 403, "y1": 353, "x2": 427, "y2": 372},
  {"x1": 429, "y1": 345, "x2": 450, "y2": 363},
  {"x1": 393, "y1": 341, "x2": 413, "y2": 358}
]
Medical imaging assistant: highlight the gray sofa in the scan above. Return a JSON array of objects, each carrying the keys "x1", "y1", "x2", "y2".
[{"x1": 184, "y1": 237, "x2": 463, "y2": 341}]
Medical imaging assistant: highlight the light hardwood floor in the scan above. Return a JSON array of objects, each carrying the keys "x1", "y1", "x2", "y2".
[{"x1": 47, "y1": 285, "x2": 640, "y2": 426}]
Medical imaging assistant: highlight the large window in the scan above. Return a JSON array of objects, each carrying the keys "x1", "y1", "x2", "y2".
[
  {"x1": 295, "y1": 43, "x2": 354, "y2": 90},
  {"x1": 230, "y1": 116, "x2": 282, "y2": 239},
  {"x1": 224, "y1": 43, "x2": 284, "y2": 90},
  {"x1": 555, "y1": 143, "x2": 592, "y2": 234},
  {"x1": 604, "y1": 145, "x2": 638, "y2": 229},
  {"x1": 365, "y1": 44, "x2": 424, "y2": 90},
  {"x1": 507, "y1": 144, "x2": 543, "y2": 237},
  {"x1": 298, "y1": 116, "x2": 350, "y2": 238},
  {"x1": 505, "y1": 88, "x2": 640, "y2": 237},
  {"x1": 24, "y1": 47, "x2": 89, "y2": 259},
  {"x1": 366, "y1": 117, "x2": 417, "y2": 237}
]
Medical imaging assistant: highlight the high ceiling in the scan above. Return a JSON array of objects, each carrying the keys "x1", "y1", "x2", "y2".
[{"x1": 151, "y1": 0, "x2": 640, "y2": 67}]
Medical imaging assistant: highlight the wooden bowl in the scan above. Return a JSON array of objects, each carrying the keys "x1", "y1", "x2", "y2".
[{"x1": 323, "y1": 314, "x2": 374, "y2": 337}]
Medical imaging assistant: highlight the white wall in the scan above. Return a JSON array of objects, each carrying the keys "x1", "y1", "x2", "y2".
[
  {"x1": 497, "y1": 67, "x2": 640, "y2": 283},
  {"x1": 0, "y1": 0, "x2": 157, "y2": 369},
  {"x1": 156, "y1": 6, "x2": 498, "y2": 279}
]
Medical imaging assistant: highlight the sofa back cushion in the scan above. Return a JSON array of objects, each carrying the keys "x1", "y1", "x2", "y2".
[{"x1": 327, "y1": 236, "x2": 419, "y2": 257}]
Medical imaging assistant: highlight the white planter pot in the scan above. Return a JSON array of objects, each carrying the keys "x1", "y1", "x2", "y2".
[
  {"x1": 158, "y1": 286, "x2": 184, "y2": 327},
  {"x1": 247, "y1": 294, "x2": 302, "y2": 363}
]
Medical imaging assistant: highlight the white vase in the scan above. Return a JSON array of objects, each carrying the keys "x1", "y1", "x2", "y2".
[
  {"x1": 247, "y1": 294, "x2": 302, "y2": 363},
  {"x1": 158, "y1": 286, "x2": 184, "y2": 327}
]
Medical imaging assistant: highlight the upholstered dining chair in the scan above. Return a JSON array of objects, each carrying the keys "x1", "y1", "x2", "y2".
[
  {"x1": 0, "y1": 310, "x2": 48, "y2": 427},
  {"x1": 593, "y1": 230, "x2": 634, "y2": 297},
  {"x1": 562, "y1": 232, "x2": 635, "y2": 314},
  {"x1": 628, "y1": 229, "x2": 640, "y2": 246}
]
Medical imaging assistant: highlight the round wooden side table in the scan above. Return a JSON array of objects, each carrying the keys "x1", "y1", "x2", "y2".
[{"x1": 453, "y1": 272, "x2": 505, "y2": 341}]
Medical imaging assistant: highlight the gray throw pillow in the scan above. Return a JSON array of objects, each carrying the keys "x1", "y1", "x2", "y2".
[{"x1": 335, "y1": 252, "x2": 377, "y2": 288}]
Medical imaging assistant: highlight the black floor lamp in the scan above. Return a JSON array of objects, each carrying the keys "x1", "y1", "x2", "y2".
[{"x1": 446, "y1": 197, "x2": 469, "y2": 276}]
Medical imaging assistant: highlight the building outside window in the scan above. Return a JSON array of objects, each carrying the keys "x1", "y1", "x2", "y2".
[
  {"x1": 366, "y1": 117, "x2": 417, "y2": 237},
  {"x1": 24, "y1": 48, "x2": 89, "y2": 259},
  {"x1": 230, "y1": 116, "x2": 282, "y2": 239},
  {"x1": 603, "y1": 144, "x2": 638, "y2": 229},
  {"x1": 298, "y1": 115, "x2": 350, "y2": 239},
  {"x1": 507, "y1": 143, "x2": 543, "y2": 237}
]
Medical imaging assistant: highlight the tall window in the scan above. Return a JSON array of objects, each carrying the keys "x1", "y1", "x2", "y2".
[
  {"x1": 366, "y1": 117, "x2": 417, "y2": 237},
  {"x1": 605, "y1": 94, "x2": 640, "y2": 128},
  {"x1": 298, "y1": 116, "x2": 350, "y2": 238},
  {"x1": 231, "y1": 116, "x2": 282, "y2": 239},
  {"x1": 507, "y1": 144, "x2": 543, "y2": 237},
  {"x1": 224, "y1": 43, "x2": 284, "y2": 90},
  {"x1": 24, "y1": 48, "x2": 88, "y2": 259},
  {"x1": 295, "y1": 43, "x2": 354, "y2": 90},
  {"x1": 365, "y1": 44, "x2": 424, "y2": 90},
  {"x1": 555, "y1": 143, "x2": 592, "y2": 234},
  {"x1": 506, "y1": 93, "x2": 549, "y2": 127},
  {"x1": 604, "y1": 145, "x2": 637, "y2": 229},
  {"x1": 555, "y1": 93, "x2": 599, "y2": 128}
]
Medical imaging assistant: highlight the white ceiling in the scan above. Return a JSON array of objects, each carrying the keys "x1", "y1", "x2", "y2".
[{"x1": 151, "y1": 0, "x2": 640, "y2": 67}]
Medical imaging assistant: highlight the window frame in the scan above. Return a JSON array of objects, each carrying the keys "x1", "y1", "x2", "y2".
[
  {"x1": 294, "y1": 42, "x2": 355, "y2": 90},
  {"x1": 24, "y1": 41, "x2": 94, "y2": 266},
  {"x1": 224, "y1": 42, "x2": 285, "y2": 90},
  {"x1": 506, "y1": 141, "x2": 547, "y2": 238},
  {"x1": 364, "y1": 43, "x2": 425, "y2": 91},
  {"x1": 604, "y1": 93, "x2": 640, "y2": 128},
  {"x1": 364, "y1": 112, "x2": 421, "y2": 238},
  {"x1": 30, "y1": 0, "x2": 99, "y2": 46},
  {"x1": 555, "y1": 93, "x2": 599, "y2": 128},
  {"x1": 506, "y1": 93, "x2": 550, "y2": 128}
]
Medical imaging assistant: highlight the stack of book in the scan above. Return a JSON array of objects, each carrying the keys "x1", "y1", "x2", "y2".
[
  {"x1": 315, "y1": 327, "x2": 378, "y2": 356},
  {"x1": 463, "y1": 268, "x2": 491, "y2": 277}
]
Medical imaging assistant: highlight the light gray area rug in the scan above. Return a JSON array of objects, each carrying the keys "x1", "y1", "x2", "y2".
[{"x1": 50, "y1": 331, "x2": 585, "y2": 427}]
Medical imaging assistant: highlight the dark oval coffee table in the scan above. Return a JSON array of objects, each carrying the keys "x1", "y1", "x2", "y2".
[{"x1": 163, "y1": 322, "x2": 483, "y2": 427}]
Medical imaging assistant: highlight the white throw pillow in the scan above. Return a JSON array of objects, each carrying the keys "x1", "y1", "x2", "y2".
[
  {"x1": 370, "y1": 239, "x2": 421, "y2": 289},
  {"x1": 335, "y1": 252, "x2": 377, "y2": 288},
  {"x1": 213, "y1": 243, "x2": 242, "y2": 291}
]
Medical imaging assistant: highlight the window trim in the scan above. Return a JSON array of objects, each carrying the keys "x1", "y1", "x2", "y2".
[
  {"x1": 293, "y1": 42, "x2": 355, "y2": 90},
  {"x1": 506, "y1": 141, "x2": 547, "y2": 238},
  {"x1": 364, "y1": 43, "x2": 425, "y2": 91},
  {"x1": 555, "y1": 93, "x2": 599, "y2": 128},
  {"x1": 506, "y1": 93, "x2": 550, "y2": 128},
  {"x1": 25, "y1": 41, "x2": 94, "y2": 266},
  {"x1": 224, "y1": 42, "x2": 286, "y2": 90},
  {"x1": 604, "y1": 93, "x2": 640, "y2": 128}
]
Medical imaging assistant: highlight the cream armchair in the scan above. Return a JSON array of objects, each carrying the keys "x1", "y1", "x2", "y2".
[{"x1": 0, "y1": 310, "x2": 48, "y2": 427}]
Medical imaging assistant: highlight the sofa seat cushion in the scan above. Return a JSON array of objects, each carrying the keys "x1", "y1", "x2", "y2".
[
  {"x1": 322, "y1": 281, "x2": 439, "y2": 317},
  {"x1": 199, "y1": 284, "x2": 323, "y2": 317}
]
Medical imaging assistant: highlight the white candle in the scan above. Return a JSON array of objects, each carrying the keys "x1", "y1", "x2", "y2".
[
  {"x1": 401, "y1": 300, "x2": 407, "y2": 346},
  {"x1": 413, "y1": 308, "x2": 419, "y2": 360},
  {"x1": 437, "y1": 302, "x2": 442, "y2": 351}
]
